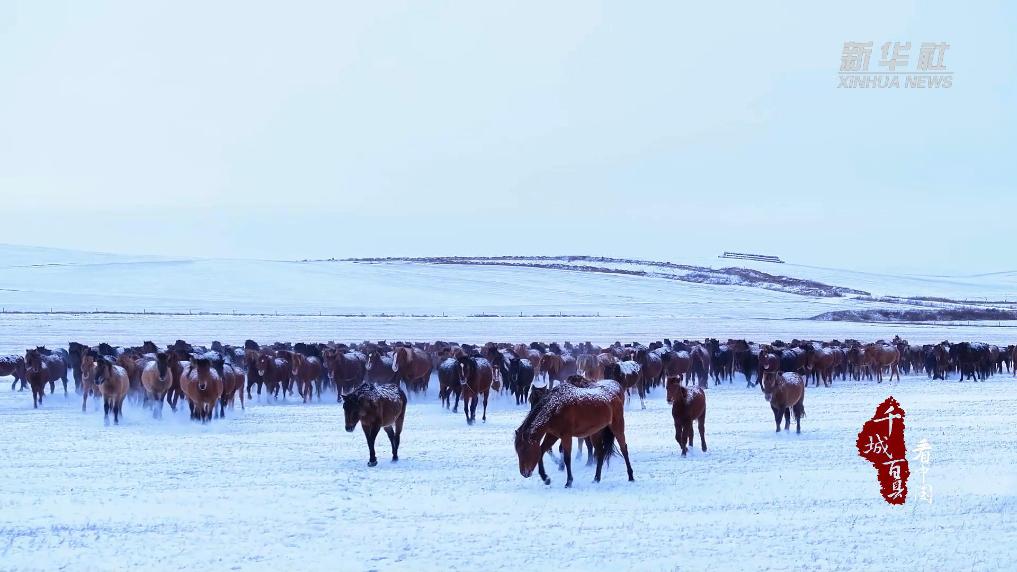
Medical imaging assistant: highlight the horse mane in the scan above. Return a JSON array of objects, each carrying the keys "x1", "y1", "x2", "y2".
[{"x1": 517, "y1": 396, "x2": 550, "y2": 439}]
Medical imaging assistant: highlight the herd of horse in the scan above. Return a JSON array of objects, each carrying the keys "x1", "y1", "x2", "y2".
[{"x1": 2, "y1": 336, "x2": 1013, "y2": 487}]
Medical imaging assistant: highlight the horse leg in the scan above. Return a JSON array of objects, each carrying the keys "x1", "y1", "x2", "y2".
[
  {"x1": 363, "y1": 423, "x2": 379, "y2": 466},
  {"x1": 481, "y1": 390, "x2": 489, "y2": 422},
  {"x1": 784, "y1": 407, "x2": 792, "y2": 430},
  {"x1": 82, "y1": 390, "x2": 88, "y2": 413},
  {"x1": 384, "y1": 426, "x2": 399, "y2": 462},
  {"x1": 638, "y1": 383, "x2": 646, "y2": 410},
  {"x1": 611, "y1": 423, "x2": 635, "y2": 482},
  {"x1": 103, "y1": 399, "x2": 111, "y2": 426},
  {"x1": 561, "y1": 436, "x2": 574, "y2": 488},
  {"x1": 62, "y1": 374, "x2": 68, "y2": 396},
  {"x1": 469, "y1": 394, "x2": 480, "y2": 424},
  {"x1": 537, "y1": 434, "x2": 558, "y2": 485},
  {"x1": 772, "y1": 406, "x2": 782, "y2": 432}
]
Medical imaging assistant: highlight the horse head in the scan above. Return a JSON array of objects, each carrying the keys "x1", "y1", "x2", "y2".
[
  {"x1": 192, "y1": 357, "x2": 212, "y2": 391},
  {"x1": 340, "y1": 385, "x2": 367, "y2": 432},
  {"x1": 513, "y1": 426, "x2": 542, "y2": 479},
  {"x1": 665, "y1": 377, "x2": 687, "y2": 405},
  {"x1": 94, "y1": 355, "x2": 114, "y2": 386}
]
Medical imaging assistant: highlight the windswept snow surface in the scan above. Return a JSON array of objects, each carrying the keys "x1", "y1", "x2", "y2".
[{"x1": 1, "y1": 374, "x2": 1015, "y2": 571}]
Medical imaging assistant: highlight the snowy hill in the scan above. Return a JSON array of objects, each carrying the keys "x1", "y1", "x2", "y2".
[{"x1": 0, "y1": 246, "x2": 1014, "y2": 320}]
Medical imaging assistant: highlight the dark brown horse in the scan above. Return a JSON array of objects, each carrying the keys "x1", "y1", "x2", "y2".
[
  {"x1": 666, "y1": 378, "x2": 706, "y2": 456},
  {"x1": 761, "y1": 372, "x2": 806, "y2": 433},
  {"x1": 323, "y1": 348, "x2": 367, "y2": 398},
  {"x1": 25, "y1": 347, "x2": 69, "y2": 398},
  {"x1": 437, "y1": 357, "x2": 462, "y2": 411},
  {"x1": 1, "y1": 355, "x2": 26, "y2": 391},
  {"x1": 392, "y1": 346, "x2": 433, "y2": 394},
  {"x1": 256, "y1": 352, "x2": 291, "y2": 400},
  {"x1": 458, "y1": 356, "x2": 493, "y2": 425},
  {"x1": 603, "y1": 361, "x2": 643, "y2": 408},
  {"x1": 244, "y1": 347, "x2": 265, "y2": 399},
  {"x1": 25, "y1": 349, "x2": 52, "y2": 408},
  {"x1": 342, "y1": 383, "x2": 408, "y2": 466},
  {"x1": 514, "y1": 376, "x2": 634, "y2": 488},
  {"x1": 364, "y1": 349, "x2": 397, "y2": 385}
]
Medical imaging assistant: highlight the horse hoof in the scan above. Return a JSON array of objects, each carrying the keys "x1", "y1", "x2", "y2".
[
  {"x1": 681, "y1": 451, "x2": 687, "y2": 457},
  {"x1": 391, "y1": 457, "x2": 398, "y2": 463},
  {"x1": 564, "y1": 482, "x2": 573, "y2": 489},
  {"x1": 368, "y1": 460, "x2": 378, "y2": 467},
  {"x1": 542, "y1": 478, "x2": 551, "y2": 485}
]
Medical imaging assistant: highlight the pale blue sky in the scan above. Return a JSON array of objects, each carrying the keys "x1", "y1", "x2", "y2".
[{"x1": 1, "y1": 1, "x2": 1013, "y2": 272}]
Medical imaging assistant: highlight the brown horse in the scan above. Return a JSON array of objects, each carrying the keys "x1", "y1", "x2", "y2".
[
  {"x1": 219, "y1": 363, "x2": 246, "y2": 416},
  {"x1": 514, "y1": 376, "x2": 634, "y2": 488},
  {"x1": 93, "y1": 354, "x2": 130, "y2": 425},
  {"x1": 802, "y1": 343, "x2": 838, "y2": 387},
  {"x1": 458, "y1": 356, "x2": 493, "y2": 425},
  {"x1": 864, "y1": 343, "x2": 901, "y2": 383},
  {"x1": 181, "y1": 357, "x2": 223, "y2": 423},
  {"x1": 290, "y1": 352, "x2": 324, "y2": 403},
  {"x1": 761, "y1": 372, "x2": 806, "y2": 433},
  {"x1": 666, "y1": 378, "x2": 706, "y2": 456},
  {"x1": 140, "y1": 351, "x2": 174, "y2": 419},
  {"x1": 341, "y1": 382, "x2": 408, "y2": 466},
  {"x1": 392, "y1": 346, "x2": 432, "y2": 394}
]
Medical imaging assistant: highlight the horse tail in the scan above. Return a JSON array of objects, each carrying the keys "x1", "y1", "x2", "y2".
[{"x1": 599, "y1": 426, "x2": 620, "y2": 466}]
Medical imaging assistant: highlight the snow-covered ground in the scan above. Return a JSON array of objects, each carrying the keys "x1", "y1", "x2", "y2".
[
  {"x1": 3, "y1": 245, "x2": 1015, "y2": 318},
  {"x1": 1, "y1": 372, "x2": 1014, "y2": 571},
  {"x1": 2, "y1": 244, "x2": 1016, "y2": 570}
]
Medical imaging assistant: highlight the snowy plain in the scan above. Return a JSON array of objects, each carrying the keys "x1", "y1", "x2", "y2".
[
  {"x1": 1, "y1": 373, "x2": 1015, "y2": 571},
  {"x1": 1, "y1": 244, "x2": 1016, "y2": 571}
]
